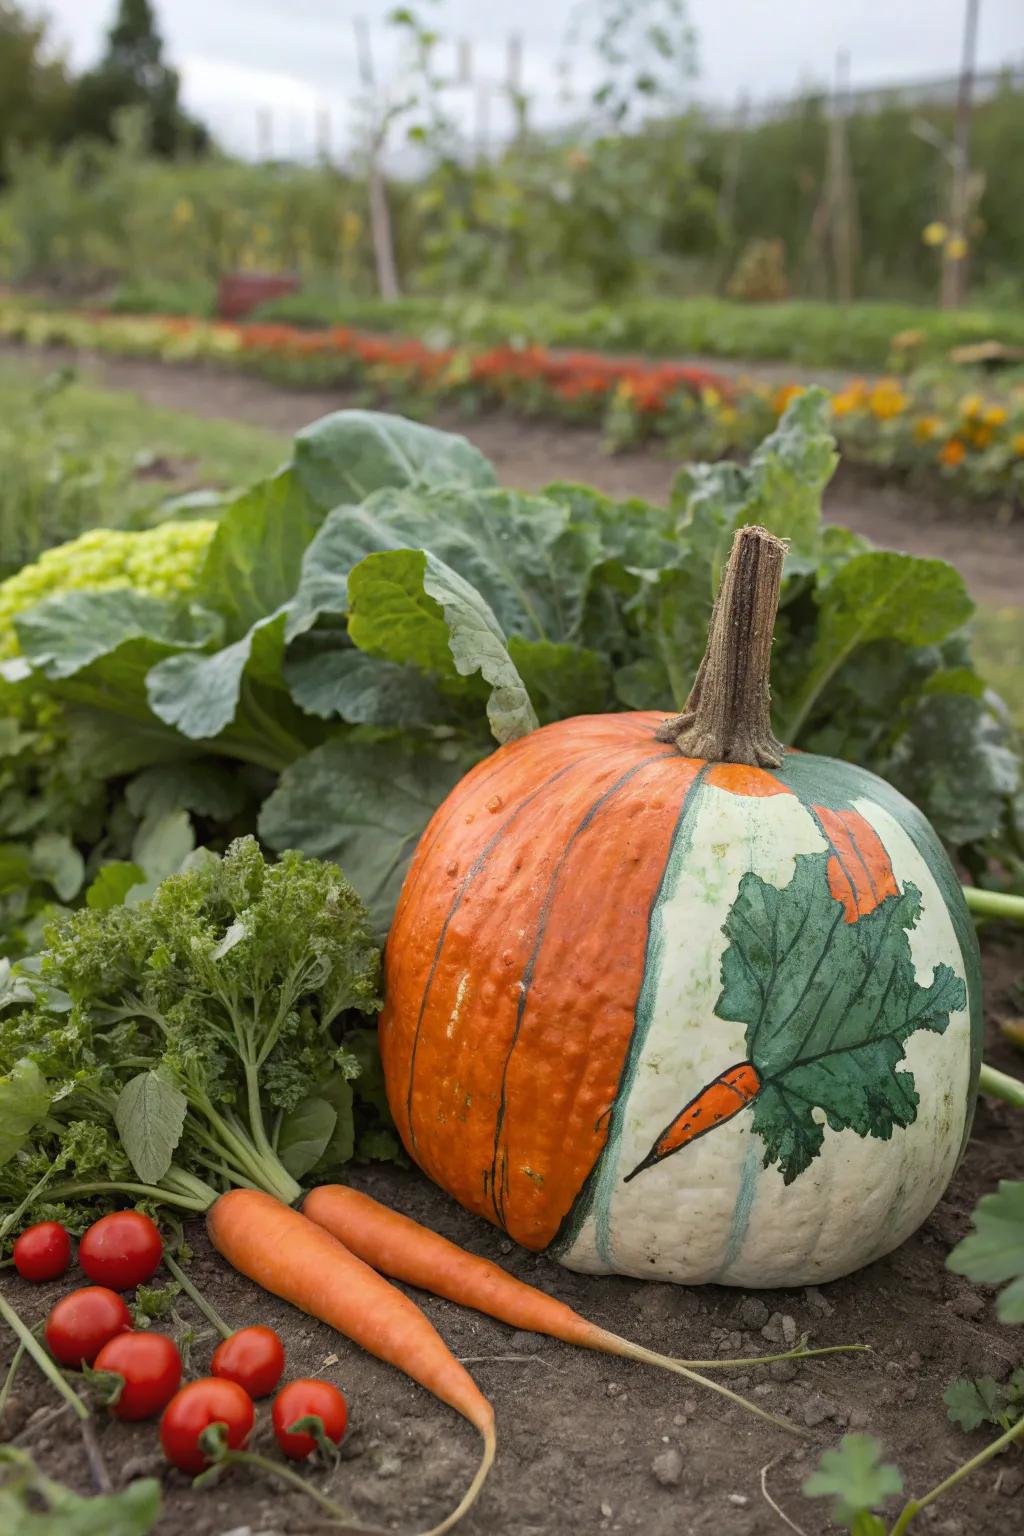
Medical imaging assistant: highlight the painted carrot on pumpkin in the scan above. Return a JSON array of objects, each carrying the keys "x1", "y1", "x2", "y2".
[{"x1": 623, "y1": 1061, "x2": 762, "y2": 1183}]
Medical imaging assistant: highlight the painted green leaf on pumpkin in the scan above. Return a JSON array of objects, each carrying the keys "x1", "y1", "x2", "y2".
[{"x1": 717, "y1": 850, "x2": 966, "y2": 1184}]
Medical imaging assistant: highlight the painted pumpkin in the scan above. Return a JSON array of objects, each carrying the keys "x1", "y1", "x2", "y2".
[{"x1": 379, "y1": 529, "x2": 982, "y2": 1287}]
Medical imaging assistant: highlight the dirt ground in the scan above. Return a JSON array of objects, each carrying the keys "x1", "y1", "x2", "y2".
[
  {"x1": 1, "y1": 930, "x2": 1022, "y2": 1536},
  {"x1": 4, "y1": 342, "x2": 1022, "y2": 608}
]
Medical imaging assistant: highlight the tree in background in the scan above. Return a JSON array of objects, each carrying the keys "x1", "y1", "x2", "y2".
[
  {"x1": 0, "y1": 3, "x2": 71, "y2": 178},
  {"x1": 64, "y1": 0, "x2": 208, "y2": 157}
]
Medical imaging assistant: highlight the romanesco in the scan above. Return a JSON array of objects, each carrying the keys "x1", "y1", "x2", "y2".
[{"x1": 0, "y1": 521, "x2": 216, "y2": 659}]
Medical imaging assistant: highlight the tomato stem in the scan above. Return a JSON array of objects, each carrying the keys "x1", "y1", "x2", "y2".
[
  {"x1": 0, "y1": 1292, "x2": 89, "y2": 1422},
  {"x1": 200, "y1": 1446, "x2": 372, "y2": 1527},
  {"x1": 163, "y1": 1251, "x2": 233, "y2": 1340}
]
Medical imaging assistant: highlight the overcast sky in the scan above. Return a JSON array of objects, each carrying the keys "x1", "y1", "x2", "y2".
[{"x1": 43, "y1": 0, "x2": 1024, "y2": 161}]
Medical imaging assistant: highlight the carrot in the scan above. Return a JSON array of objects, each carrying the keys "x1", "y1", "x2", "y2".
[
  {"x1": 624, "y1": 1060, "x2": 762, "y2": 1183},
  {"x1": 207, "y1": 1188, "x2": 494, "y2": 1536},
  {"x1": 304, "y1": 1186, "x2": 862, "y2": 1435}
]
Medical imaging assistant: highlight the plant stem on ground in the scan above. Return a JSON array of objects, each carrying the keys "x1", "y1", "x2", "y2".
[
  {"x1": 888, "y1": 1413, "x2": 1024, "y2": 1534},
  {"x1": 963, "y1": 887, "x2": 1024, "y2": 923},
  {"x1": 978, "y1": 1062, "x2": 1024, "y2": 1109},
  {"x1": 163, "y1": 1252, "x2": 233, "y2": 1340}
]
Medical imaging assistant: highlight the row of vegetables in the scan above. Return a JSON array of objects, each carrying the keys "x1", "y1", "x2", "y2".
[
  {"x1": 1, "y1": 300, "x2": 1023, "y2": 509},
  {"x1": 2, "y1": 393, "x2": 1024, "y2": 1533}
]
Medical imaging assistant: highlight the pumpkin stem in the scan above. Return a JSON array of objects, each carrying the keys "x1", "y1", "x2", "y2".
[{"x1": 656, "y1": 524, "x2": 786, "y2": 767}]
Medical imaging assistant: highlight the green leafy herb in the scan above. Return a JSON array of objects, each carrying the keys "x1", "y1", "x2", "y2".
[
  {"x1": 0, "y1": 838, "x2": 380, "y2": 1219},
  {"x1": 0, "y1": 1449, "x2": 161, "y2": 1536}
]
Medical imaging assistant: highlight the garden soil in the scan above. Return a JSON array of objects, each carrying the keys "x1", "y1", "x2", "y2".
[
  {"x1": 1, "y1": 931, "x2": 1023, "y2": 1536},
  {"x1": 3, "y1": 342, "x2": 1022, "y2": 608}
]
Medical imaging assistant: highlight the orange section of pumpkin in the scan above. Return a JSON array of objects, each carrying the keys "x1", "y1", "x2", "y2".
[
  {"x1": 814, "y1": 805, "x2": 899, "y2": 922},
  {"x1": 382, "y1": 712, "x2": 801, "y2": 1251}
]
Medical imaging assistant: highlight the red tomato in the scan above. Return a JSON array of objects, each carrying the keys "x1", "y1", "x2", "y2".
[
  {"x1": 272, "y1": 1378, "x2": 348, "y2": 1460},
  {"x1": 93, "y1": 1331, "x2": 182, "y2": 1420},
  {"x1": 12, "y1": 1222, "x2": 72, "y2": 1283},
  {"x1": 211, "y1": 1326, "x2": 285, "y2": 1399},
  {"x1": 160, "y1": 1377, "x2": 254, "y2": 1474},
  {"x1": 78, "y1": 1211, "x2": 162, "y2": 1290},
  {"x1": 44, "y1": 1286, "x2": 132, "y2": 1367}
]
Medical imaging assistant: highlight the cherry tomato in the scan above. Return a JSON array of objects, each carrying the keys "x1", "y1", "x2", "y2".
[
  {"x1": 44, "y1": 1286, "x2": 132, "y2": 1367},
  {"x1": 78, "y1": 1211, "x2": 162, "y2": 1290},
  {"x1": 272, "y1": 1378, "x2": 348, "y2": 1460},
  {"x1": 93, "y1": 1330, "x2": 182, "y2": 1420},
  {"x1": 211, "y1": 1326, "x2": 285, "y2": 1399},
  {"x1": 12, "y1": 1222, "x2": 72, "y2": 1283},
  {"x1": 160, "y1": 1378, "x2": 255, "y2": 1474}
]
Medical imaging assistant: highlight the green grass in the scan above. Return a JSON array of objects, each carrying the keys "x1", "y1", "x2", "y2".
[
  {"x1": 973, "y1": 607, "x2": 1024, "y2": 732},
  {"x1": 0, "y1": 359, "x2": 287, "y2": 573}
]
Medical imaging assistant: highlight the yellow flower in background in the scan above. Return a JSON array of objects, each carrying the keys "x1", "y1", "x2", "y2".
[
  {"x1": 701, "y1": 386, "x2": 722, "y2": 409},
  {"x1": 922, "y1": 221, "x2": 947, "y2": 246},
  {"x1": 172, "y1": 199, "x2": 194, "y2": 227},
  {"x1": 969, "y1": 424, "x2": 993, "y2": 450},
  {"x1": 868, "y1": 379, "x2": 907, "y2": 420},
  {"x1": 890, "y1": 329, "x2": 925, "y2": 352},
  {"x1": 831, "y1": 379, "x2": 868, "y2": 416},
  {"x1": 773, "y1": 383, "x2": 805, "y2": 414},
  {"x1": 719, "y1": 406, "x2": 738, "y2": 425},
  {"x1": 913, "y1": 416, "x2": 941, "y2": 442},
  {"x1": 341, "y1": 210, "x2": 363, "y2": 249},
  {"x1": 983, "y1": 405, "x2": 1008, "y2": 428},
  {"x1": 1012, "y1": 433, "x2": 1024, "y2": 457},
  {"x1": 959, "y1": 393, "x2": 984, "y2": 421},
  {"x1": 945, "y1": 234, "x2": 969, "y2": 260},
  {"x1": 251, "y1": 223, "x2": 272, "y2": 248}
]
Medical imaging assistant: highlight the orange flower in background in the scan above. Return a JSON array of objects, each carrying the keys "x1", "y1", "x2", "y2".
[
  {"x1": 831, "y1": 380, "x2": 868, "y2": 416},
  {"x1": 773, "y1": 383, "x2": 805, "y2": 415},
  {"x1": 968, "y1": 423, "x2": 993, "y2": 451},
  {"x1": 868, "y1": 380, "x2": 907, "y2": 420},
  {"x1": 913, "y1": 416, "x2": 941, "y2": 442},
  {"x1": 938, "y1": 438, "x2": 966, "y2": 467}
]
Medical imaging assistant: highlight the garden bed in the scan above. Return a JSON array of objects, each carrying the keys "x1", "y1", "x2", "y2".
[{"x1": 1, "y1": 930, "x2": 1021, "y2": 1536}]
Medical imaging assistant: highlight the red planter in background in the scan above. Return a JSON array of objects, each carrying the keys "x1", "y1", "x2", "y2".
[{"x1": 217, "y1": 272, "x2": 300, "y2": 321}]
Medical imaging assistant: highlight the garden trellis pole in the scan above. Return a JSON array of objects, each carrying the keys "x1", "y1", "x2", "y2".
[
  {"x1": 354, "y1": 14, "x2": 401, "y2": 300},
  {"x1": 941, "y1": 0, "x2": 980, "y2": 309}
]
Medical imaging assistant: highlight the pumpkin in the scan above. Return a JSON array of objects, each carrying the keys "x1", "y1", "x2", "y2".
[{"x1": 380, "y1": 527, "x2": 982, "y2": 1287}]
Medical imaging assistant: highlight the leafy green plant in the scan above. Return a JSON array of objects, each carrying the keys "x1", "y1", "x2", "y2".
[
  {"x1": 948, "y1": 1180, "x2": 1024, "y2": 1323},
  {"x1": 803, "y1": 1434, "x2": 903, "y2": 1534},
  {"x1": 0, "y1": 1448, "x2": 160, "y2": 1536},
  {"x1": 0, "y1": 391, "x2": 1018, "y2": 958},
  {"x1": 944, "y1": 1371, "x2": 1024, "y2": 1432},
  {"x1": 0, "y1": 836, "x2": 383, "y2": 1224}
]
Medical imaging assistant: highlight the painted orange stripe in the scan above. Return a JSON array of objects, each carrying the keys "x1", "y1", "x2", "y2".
[
  {"x1": 395, "y1": 737, "x2": 658, "y2": 1226},
  {"x1": 492, "y1": 753, "x2": 702, "y2": 1247},
  {"x1": 814, "y1": 805, "x2": 898, "y2": 922},
  {"x1": 705, "y1": 763, "x2": 792, "y2": 797}
]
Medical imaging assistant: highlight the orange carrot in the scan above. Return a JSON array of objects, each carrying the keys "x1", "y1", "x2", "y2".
[
  {"x1": 207, "y1": 1189, "x2": 494, "y2": 1536},
  {"x1": 304, "y1": 1186, "x2": 861, "y2": 1435},
  {"x1": 624, "y1": 1060, "x2": 762, "y2": 1183}
]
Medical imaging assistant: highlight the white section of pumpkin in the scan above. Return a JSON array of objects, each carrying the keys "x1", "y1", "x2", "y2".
[{"x1": 558, "y1": 781, "x2": 973, "y2": 1288}]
